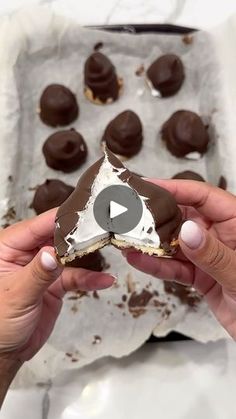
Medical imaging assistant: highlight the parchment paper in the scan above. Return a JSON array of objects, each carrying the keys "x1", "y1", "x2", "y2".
[{"x1": 0, "y1": 6, "x2": 231, "y2": 385}]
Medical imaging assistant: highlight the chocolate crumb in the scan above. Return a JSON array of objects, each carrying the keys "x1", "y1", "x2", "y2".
[
  {"x1": 128, "y1": 289, "x2": 153, "y2": 308},
  {"x1": 65, "y1": 352, "x2": 73, "y2": 358},
  {"x1": 162, "y1": 307, "x2": 171, "y2": 319},
  {"x1": 93, "y1": 290, "x2": 99, "y2": 299},
  {"x1": 164, "y1": 281, "x2": 202, "y2": 307},
  {"x1": 147, "y1": 227, "x2": 153, "y2": 234},
  {"x1": 153, "y1": 290, "x2": 159, "y2": 297},
  {"x1": 8, "y1": 175, "x2": 13, "y2": 182},
  {"x1": 76, "y1": 290, "x2": 89, "y2": 298},
  {"x1": 1, "y1": 223, "x2": 10, "y2": 229},
  {"x1": 135, "y1": 64, "x2": 145, "y2": 76},
  {"x1": 122, "y1": 294, "x2": 127, "y2": 302},
  {"x1": 3, "y1": 206, "x2": 16, "y2": 221},
  {"x1": 218, "y1": 175, "x2": 227, "y2": 190},
  {"x1": 182, "y1": 34, "x2": 194, "y2": 45},
  {"x1": 67, "y1": 296, "x2": 79, "y2": 301},
  {"x1": 92, "y1": 335, "x2": 102, "y2": 344},
  {"x1": 116, "y1": 303, "x2": 124, "y2": 309},
  {"x1": 71, "y1": 358, "x2": 78, "y2": 362},
  {"x1": 153, "y1": 299, "x2": 166, "y2": 308},
  {"x1": 71, "y1": 304, "x2": 78, "y2": 314},
  {"x1": 94, "y1": 41, "x2": 104, "y2": 51},
  {"x1": 132, "y1": 308, "x2": 146, "y2": 318}
]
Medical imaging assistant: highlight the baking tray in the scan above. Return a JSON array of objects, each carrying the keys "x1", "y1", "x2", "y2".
[{"x1": 2, "y1": 16, "x2": 228, "y2": 378}]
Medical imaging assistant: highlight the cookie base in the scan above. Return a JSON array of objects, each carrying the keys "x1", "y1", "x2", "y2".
[
  {"x1": 84, "y1": 78, "x2": 123, "y2": 105},
  {"x1": 58, "y1": 236, "x2": 179, "y2": 264}
]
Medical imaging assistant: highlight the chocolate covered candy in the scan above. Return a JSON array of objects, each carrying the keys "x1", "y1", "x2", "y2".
[
  {"x1": 84, "y1": 52, "x2": 122, "y2": 104},
  {"x1": 32, "y1": 179, "x2": 74, "y2": 215},
  {"x1": 43, "y1": 129, "x2": 87, "y2": 173},
  {"x1": 101, "y1": 110, "x2": 143, "y2": 159},
  {"x1": 146, "y1": 54, "x2": 184, "y2": 97},
  {"x1": 39, "y1": 84, "x2": 79, "y2": 127},
  {"x1": 162, "y1": 110, "x2": 210, "y2": 158}
]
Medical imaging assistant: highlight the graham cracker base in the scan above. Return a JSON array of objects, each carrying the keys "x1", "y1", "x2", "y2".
[
  {"x1": 59, "y1": 237, "x2": 110, "y2": 265},
  {"x1": 59, "y1": 236, "x2": 179, "y2": 264},
  {"x1": 84, "y1": 77, "x2": 123, "y2": 105}
]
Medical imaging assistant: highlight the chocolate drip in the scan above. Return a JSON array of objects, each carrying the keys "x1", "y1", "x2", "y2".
[
  {"x1": 84, "y1": 52, "x2": 120, "y2": 102},
  {"x1": 162, "y1": 110, "x2": 210, "y2": 157},
  {"x1": 102, "y1": 110, "x2": 143, "y2": 158},
  {"x1": 147, "y1": 54, "x2": 184, "y2": 97}
]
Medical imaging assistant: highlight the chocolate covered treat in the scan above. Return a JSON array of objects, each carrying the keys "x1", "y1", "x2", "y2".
[
  {"x1": 146, "y1": 54, "x2": 184, "y2": 97},
  {"x1": 101, "y1": 110, "x2": 143, "y2": 159},
  {"x1": 84, "y1": 52, "x2": 122, "y2": 104},
  {"x1": 54, "y1": 148, "x2": 182, "y2": 264},
  {"x1": 32, "y1": 179, "x2": 74, "y2": 215},
  {"x1": 43, "y1": 129, "x2": 87, "y2": 173},
  {"x1": 162, "y1": 110, "x2": 210, "y2": 158},
  {"x1": 172, "y1": 170, "x2": 205, "y2": 182},
  {"x1": 66, "y1": 250, "x2": 106, "y2": 271},
  {"x1": 39, "y1": 84, "x2": 79, "y2": 127}
]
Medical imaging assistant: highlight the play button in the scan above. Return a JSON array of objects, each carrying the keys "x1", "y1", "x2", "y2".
[
  {"x1": 93, "y1": 185, "x2": 143, "y2": 234},
  {"x1": 110, "y1": 201, "x2": 128, "y2": 219}
]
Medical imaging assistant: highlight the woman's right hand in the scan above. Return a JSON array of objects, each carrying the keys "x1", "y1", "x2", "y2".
[{"x1": 124, "y1": 179, "x2": 236, "y2": 339}]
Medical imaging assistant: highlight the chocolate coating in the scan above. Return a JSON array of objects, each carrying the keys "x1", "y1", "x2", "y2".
[
  {"x1": 32, "y1": 179, "x2": 74, "y2": 215},
  {"x1": 162, "y1": 110, "x2": 210, "y2": 158},
  {"x1": 54, "y1": 148, "x2": 182, "y2": 258},
  {"x1": 39, "y1": 84, "x2": 79, "y2": 127},
  {"x1": 102, "y1": 110, "x2": 143, "y2": 158},
  {"x1": 172, "y1": 170, "x2": 205, "y2": 182},
  {"x1": 43, "y1": 129, "x2": 87, "y2": 173},
  {"x1": 146, "y1": 54, "x2": 184, "y2": 97},
  {"x1": 65, "y1": 250, "x2": 106, "y2": 271},
  {"x1": 84, "y1": 52, "x2": 120, "y2": 102}
]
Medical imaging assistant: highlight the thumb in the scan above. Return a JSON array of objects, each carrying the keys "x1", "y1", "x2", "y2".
[
  {"x1": 18, "y1": 246, "x2": 63, "y2": 304},
  {"x1": 179, "y1": 220, "x2": 236, "y2": 292}
]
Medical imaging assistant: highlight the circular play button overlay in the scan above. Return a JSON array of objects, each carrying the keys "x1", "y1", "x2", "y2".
[{"x1": 93, "y1": 185, "x2": 143, "y2": 234}]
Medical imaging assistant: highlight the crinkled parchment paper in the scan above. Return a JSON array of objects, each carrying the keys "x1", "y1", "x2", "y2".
[{"x1": 0, "y1": 6, "x2": 231, "y2": 385}]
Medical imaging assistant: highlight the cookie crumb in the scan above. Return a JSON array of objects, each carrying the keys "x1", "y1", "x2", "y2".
[
  {"x1": 135, "y1": 64, "x2": 145, "y2": 76},
  {"x1": 182, "y1": 34, "x2": 194, "y2": 45}
]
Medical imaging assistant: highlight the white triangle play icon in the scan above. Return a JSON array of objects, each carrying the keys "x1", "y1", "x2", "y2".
[{"x1": 109, "y1": 200, "x2": 128, "y2": 219}]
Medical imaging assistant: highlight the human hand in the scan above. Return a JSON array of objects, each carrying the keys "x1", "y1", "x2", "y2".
[
  {"x1": 124, "y1": 180, "x2": 236, "y2": 340},
  {"x1": 0, "y1": 209, "x2": 114, "y2": 362}
]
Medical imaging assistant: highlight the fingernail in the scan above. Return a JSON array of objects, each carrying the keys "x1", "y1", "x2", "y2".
[
  {"x1": 41, "y1": 251, "x2": 58, "y2": 271},
  {"x1": 180, "y1": 220, "x2": 204, "y2": 250}
]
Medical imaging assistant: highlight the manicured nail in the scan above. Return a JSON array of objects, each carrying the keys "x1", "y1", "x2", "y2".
[
  {"x1": 180, "y1": 220, "x2": 204, "y2": 249},
  {"x1": 41, "y1": 251, "x2": 58, "y2": 271}
]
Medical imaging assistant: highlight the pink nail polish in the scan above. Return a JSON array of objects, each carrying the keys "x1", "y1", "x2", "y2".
[
  {"x1": 180, "y1": 220, "x2": 204, "y2": 249},
  {"x1": 41, "y1": 251, "x2": 58, "y2": 271}
]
